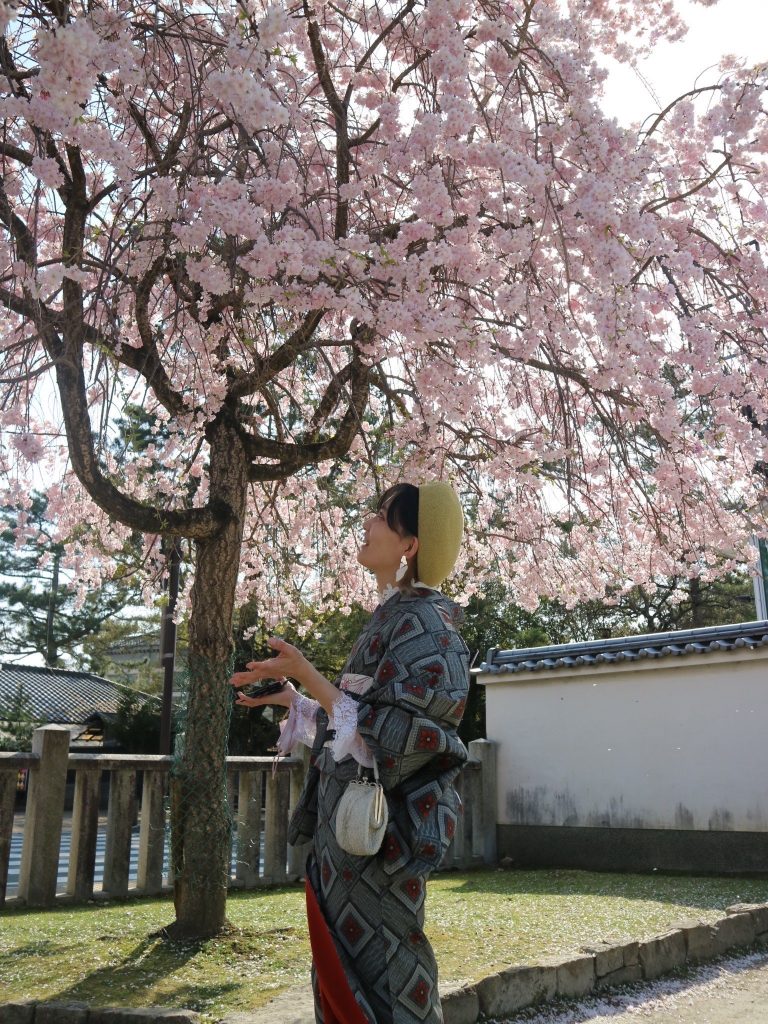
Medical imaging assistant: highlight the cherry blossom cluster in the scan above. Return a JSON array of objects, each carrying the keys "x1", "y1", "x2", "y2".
[{"x1": 0, "y1": 0, "x2": 766, "y2": 626}]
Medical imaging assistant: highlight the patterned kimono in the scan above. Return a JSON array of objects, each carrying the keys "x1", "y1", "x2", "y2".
[{"x1": 288, "y1": 587, "x2": 470, "y2": 1024}]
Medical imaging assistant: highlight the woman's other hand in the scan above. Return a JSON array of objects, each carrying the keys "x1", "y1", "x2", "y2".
[{"x1": 232, "y1": 678, "x2": 297, "y2": 709}]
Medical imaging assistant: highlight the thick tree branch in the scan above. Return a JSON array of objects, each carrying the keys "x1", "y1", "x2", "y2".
[
  {"x1": 227, "y1": 308, "x2": 327, "y2": 399},
  {"x1": 304, "y1": 3, "x2": 350, "y2": 239},
  {"x1": 247, "y1": 351, "x2": 370, "y2": 480}
]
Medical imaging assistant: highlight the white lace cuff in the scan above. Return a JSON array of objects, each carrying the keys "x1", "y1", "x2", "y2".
[
  {"x1": 277, "y1": 691, "x2": 319, "y2": 755},
  {"x1": 330, "y1": 692, "x2": 374, "y2": 768}
]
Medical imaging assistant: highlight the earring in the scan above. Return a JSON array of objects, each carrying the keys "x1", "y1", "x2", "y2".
[{"x1": 395, "y1": 556, "x2": 409, "y2": 583}]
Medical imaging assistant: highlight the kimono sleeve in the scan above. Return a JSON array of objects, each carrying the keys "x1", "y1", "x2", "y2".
[{"x1": 355, "y1": 599, "x2": 469, "y2": 791}]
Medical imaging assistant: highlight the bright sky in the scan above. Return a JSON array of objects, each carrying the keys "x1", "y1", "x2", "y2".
[{"x1": 600, "y1": 0, "x2": 768, "y2": 126}]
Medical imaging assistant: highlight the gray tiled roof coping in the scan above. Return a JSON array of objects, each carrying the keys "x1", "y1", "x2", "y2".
[
  {"x1": 0, "y1": 663, "x2": 158, "y2": 724},
  {"x1": 479, "y1": 619, "x2": 768, "y2": 675}
]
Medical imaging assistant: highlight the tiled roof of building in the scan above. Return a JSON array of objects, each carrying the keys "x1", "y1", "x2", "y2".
[
  {"x1": 0, "y1": 663, "x2": 157, "y2": 724},
  {"x1": 105, "y1": 633, "x2": 159, "y2": 656},
  {"x1": 479, "y1": 619, "x2": 768, "y2": 676}
]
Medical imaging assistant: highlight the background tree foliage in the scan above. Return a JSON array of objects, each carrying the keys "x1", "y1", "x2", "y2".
[
  {"x1": 0, "y1": 683, "x2": 36, "y2": 751},
  {"x1": 0, "y1": 494, "x2": 140, "y2": 666}
]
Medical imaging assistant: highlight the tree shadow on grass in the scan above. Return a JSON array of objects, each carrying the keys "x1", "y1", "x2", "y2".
[
  {"x1": 0, "y1": 939, "x2": 60, "y2": 968},
  {"x1": 46, "y1": 932, "x2": 239, "y2": 1013}
]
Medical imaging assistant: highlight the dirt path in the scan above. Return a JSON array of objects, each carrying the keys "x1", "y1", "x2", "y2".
[
  {"x1": 224, "y1": 950, "x2": 768, "y2": 1023},
  {"x1": 495, "y1": 950, "x2": 768, "y2": 1023}
]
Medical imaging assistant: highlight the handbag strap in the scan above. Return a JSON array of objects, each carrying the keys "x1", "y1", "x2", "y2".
[{"x1": 357, "y1": 759, "x2": 381, "y2": 784}]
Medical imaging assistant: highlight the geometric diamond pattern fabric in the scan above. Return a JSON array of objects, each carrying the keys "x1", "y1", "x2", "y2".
[{"x1": 289, "y1": 589, "x2": 470, "y2": 1023}]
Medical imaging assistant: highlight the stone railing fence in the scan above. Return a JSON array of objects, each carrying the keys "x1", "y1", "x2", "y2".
[{"x1": 0, "y1": 725, "x2": 497, "y2": 909}]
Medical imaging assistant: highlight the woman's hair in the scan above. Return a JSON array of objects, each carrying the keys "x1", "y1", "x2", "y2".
[{"x1": 377, "y1": 483, "x2": 419, "y2": 539}]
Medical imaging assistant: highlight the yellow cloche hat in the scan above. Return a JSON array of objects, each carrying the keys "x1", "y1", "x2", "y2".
[{"x1": 417, "y1": 481, "x2": 464, "y2": 588}]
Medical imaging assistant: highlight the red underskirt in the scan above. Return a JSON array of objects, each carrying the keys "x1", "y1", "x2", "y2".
[{"x1": 305, "y1": 877, "x2": 370, "y2": 1024}]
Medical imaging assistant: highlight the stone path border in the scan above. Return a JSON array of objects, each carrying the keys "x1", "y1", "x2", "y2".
[
  {"x1": 2, "y1": 903, "x2": 767, "y2": 1024},
  {"x1": 441, "y1": 901, "x2": 768, "y2": 1023}
]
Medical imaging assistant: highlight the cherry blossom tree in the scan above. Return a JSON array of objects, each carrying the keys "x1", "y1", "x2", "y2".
[{"x1": 0, "y1": 0, "x2": 766, "y2": 933}]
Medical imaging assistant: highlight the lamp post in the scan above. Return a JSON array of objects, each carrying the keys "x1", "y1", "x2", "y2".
[
  {"x1": 754, "y1": 537, "x2": 768, "y2": 621},
  {"x1": 159, "y1": 537, "x2": 181, "y2": 755}
]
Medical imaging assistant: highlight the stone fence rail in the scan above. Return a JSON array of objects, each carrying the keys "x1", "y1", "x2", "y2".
[{"x1": 0, "y1": 725, "x2": 497, "y2": 909}]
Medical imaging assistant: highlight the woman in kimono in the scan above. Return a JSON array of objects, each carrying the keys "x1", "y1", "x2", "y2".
[{"x1": 231, "y1": 481, "x2": 469, "y2": 1024}]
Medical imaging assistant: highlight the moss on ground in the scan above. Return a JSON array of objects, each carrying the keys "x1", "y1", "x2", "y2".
[{"x1": 1, "y1": 869, "x2": 766, "y2": 1021}]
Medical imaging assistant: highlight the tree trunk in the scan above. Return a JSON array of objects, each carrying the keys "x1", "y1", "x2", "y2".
[
  {"x1": 689, "y1": 576, "x2": 704, "y2": 628},
  {"x1": 169, "y1": 420, "x2": 249, "y2": 937}
]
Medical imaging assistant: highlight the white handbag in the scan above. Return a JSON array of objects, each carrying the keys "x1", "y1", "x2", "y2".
[{"x1": 335, "y1": 759, "x2": 388, "y2": 856}]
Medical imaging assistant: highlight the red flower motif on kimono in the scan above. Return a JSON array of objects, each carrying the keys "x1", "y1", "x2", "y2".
[
  {"x1": 341, "y1": 913, "x2": 364, "y2": 946},
  {"x1": 378, "y1": 658, "x2": 397, "y2": 682},
  {"x1": 419, "y1": 842, "x2": 437, "y2": 859},
  {"x1": 409, "y1": 978, "x2": 430, "y2": 1007},
  {"x1": 384, "y1": 754, "x2": 396, "y2": 769},
  {"x1": 395, "y1": 618, "x2": 414, "y2": 638},
  {"x1": 439, "y1": 634, "x2": 450, "y2": 648},
  {"x1": 362, "y1": 707, "x2": 377, "y2": 727},
  {"x1": 321, "y1": 858, "x2": 332, "y2": 887},
  {"x1": 401, "y1": 877, "x2": 422, "y2": 902},
  {"x1": 384, "y1": 833, "x2": 402, "y2": 861},
  {"x1": 445, "y1": 815, "x2": 456, "y2": 839},
  {"x1": 414, "y1": 793, "x2": 436, "y2": 819},
  {"x1": 409, "y1": 929, "x2": 425, "y2": 946},
  {"x1": 368, "y1": 635, "x2": 381, "y2": 656},
  {"x1": 405, "y1": 682, "x2": 426, "y2": 699},
  {"x1": 416, "y1": 726, "x2": 439, "y2": 751},
  {"x1": 342, "y1": 867, "x2": 353, "y2": 882}
]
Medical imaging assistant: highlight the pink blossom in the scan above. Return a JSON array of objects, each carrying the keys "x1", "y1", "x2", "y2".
[{"x1": 0, "y1": 0, "x2": 764, "y2": 621}]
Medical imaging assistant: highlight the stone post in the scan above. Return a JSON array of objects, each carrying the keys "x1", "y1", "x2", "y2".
[
  {"x1": 450, "y1": 762, "x2": 467, "y2": 867},
  {"x1": 263, "y1": 768, "x2": 289, "y2": 884},
  {"x1": 67, "y1": 766, "x2": 102, "y2": 900},
  {"x1": 0, "y1": 759, "x2": 22, "y2": 907},
  {"x1": 468, "y1": 739, "x2": 498, "y2": 865},
  {"x1": 287, "y1": 750, "x2": 310, "y2": 880},
  {"x1": 18, "y1": 725, "x2": 71, "y2": 906},
  {"x1": 235, "y1": 768, "x2": 263, "y2": 887},
  {"x1": 136, "y1": 770, "x2": 167, "y2": 895},
  {"x1": 103, "y1": 768, "x2": 137, "y2": 898}
]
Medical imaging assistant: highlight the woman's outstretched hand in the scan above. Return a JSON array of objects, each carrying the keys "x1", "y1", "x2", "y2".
[
  {"x1": 229, "y1": 637, "x2": 308, "y2": 708},
  {"x1": 243, "y1": 637, "x2": 308, "y2": 682}
]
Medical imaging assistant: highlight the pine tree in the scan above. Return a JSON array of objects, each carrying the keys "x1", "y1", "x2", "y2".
[{"x1": 0, "y1": 494, "x2": 140, "y2": 666}]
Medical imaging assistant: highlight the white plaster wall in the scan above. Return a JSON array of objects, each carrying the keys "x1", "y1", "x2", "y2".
[{"x1": 479, "y1": 649, "x2": 768, "y2": 832}]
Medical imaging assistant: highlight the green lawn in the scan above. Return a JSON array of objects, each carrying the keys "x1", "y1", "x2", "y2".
[{"x1": 2, "y1": 869, "x2": 766, "y2": 1020}]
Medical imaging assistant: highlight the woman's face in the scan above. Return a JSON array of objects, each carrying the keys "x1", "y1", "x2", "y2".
[{"x1": 357, "y1": 500, "x2": 415, "y2": 578}]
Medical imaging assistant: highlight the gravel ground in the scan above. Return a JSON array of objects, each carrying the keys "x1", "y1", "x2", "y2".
[{"x1": 491, "y1": 950, "x2": 768, "y2": 1024}]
